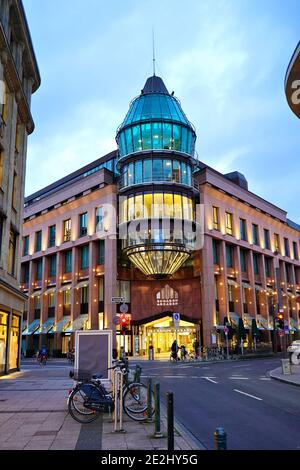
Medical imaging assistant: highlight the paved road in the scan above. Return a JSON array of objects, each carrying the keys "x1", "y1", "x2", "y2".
[{"x1": 131, "y1": 358, "x2": 300, "y2": 450}]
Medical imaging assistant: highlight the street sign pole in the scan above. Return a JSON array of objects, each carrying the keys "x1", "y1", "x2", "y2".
[{"x1": 224, "y1": 325, "x2": 229, "y2": 359}]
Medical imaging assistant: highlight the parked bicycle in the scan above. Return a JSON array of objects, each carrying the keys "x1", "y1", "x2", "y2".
[{"x1": 67, "y1": 359, "x2": 154, "y2": 424}]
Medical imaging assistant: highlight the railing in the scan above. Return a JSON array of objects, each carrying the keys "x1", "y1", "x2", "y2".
[{"x1": 119, "y1": 174, "x2": 193, "y2": 190}]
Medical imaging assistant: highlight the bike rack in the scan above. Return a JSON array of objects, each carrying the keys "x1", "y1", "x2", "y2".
[{"x1": 112, "y1": 369, "x2": 126, "y2": 434}]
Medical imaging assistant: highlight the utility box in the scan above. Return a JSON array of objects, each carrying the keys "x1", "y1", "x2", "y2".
[
  {"x1": 74, "y1": 330, "x2": 113, "y2": 383},
  {"x1": 281, "y1": 358, "x2": 292, "y2": 375}
]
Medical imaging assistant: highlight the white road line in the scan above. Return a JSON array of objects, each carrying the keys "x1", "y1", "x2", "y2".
[
  {"x1": 203, "y1": 377, "x2": 218, "y2": 384},
  {"x1": 229, "y1": 377, "x2": 249, "y2": 380},
  {"x1": 259, "y1": 377, "x2": 271, "y2": 381},
  {"x1": 234, "y1": 389, "x2": 263, "y2": 401}
]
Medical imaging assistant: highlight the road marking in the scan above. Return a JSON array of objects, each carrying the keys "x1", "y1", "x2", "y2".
[
  {"x1": 259, "y1": 377, "x2": 271, "y2": 381},
  {"x1": 229, "y1": 377, "x2": 249, "y2": 380},
  {"x1": 234, "y1": 389, "x2": 262, "y2": 401},
  {"x1": 203, "y1": 377, "x2": 218, "y2": 384}
]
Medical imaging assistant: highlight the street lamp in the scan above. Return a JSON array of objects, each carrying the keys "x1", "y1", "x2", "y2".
[{"x1": 272, "y1": 250, "x2": 283, "y2": 354}]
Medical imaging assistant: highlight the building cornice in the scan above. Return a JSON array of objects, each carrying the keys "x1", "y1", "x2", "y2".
[{"x1": 0, "y1": 277, "x2": 28, "y2": 300}]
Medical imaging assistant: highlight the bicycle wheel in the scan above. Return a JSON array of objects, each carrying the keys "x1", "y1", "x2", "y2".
[
  {"x1": 68, "y1": 385, "x2": 100, "y2": 424},
  {"x1": 123, "y1": 383, "x2": 154, "y2": 420}
]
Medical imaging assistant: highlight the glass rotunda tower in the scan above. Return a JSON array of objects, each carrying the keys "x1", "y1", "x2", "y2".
[{"x1": 117, "y1": 75, "x2": 198, "y2": 277}]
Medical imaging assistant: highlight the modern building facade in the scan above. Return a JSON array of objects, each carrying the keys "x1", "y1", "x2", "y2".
[
  {"x1": 21, "y1": 74, "x2": 300, "y2": 358},
  {"x1": 0, "y1": 1, "x2": 40, "y2": 374}
]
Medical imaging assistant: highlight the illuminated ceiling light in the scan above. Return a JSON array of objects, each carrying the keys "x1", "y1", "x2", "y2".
[{"x1": 124, "y1": 244, "x2": 190, "y2": 277}]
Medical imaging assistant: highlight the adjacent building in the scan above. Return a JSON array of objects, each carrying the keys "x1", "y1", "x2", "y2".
[
  {"x1": 0, "y1": 0, "x2": 40, "y2": 374},
  {"x1": 21, "y1": 74, "x2": 300, "y2": 358}
]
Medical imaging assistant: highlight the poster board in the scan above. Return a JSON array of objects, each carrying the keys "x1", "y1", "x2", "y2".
[{"x1": 74, "y1": 330, "x2": 112, "y2": 382}]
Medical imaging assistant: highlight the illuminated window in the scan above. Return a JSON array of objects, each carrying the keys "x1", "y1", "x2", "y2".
[
  {"x1": 63, "y1": 219, "x2": 71, "y2": 242},
  {"x1": 144, "y1": 193, "x2": 152, "y2": 218},
  {"x1": 174, "y1": 194, "x2": 182, "y2": 219},
  {"x1": 163, "y1": 193, "x2": 174, "y2": 218},
  {"x1": 225, "y1": 212, "x2": 233, "y2": 235},
  {"x1": 213, "y1": 207, "x2": 219, "y2": 230},
  {"x1": 63, "y1": 290, "x2": 71, "y2": 305},
  {"x1": 274, "y1": 233, "x2": 280, "y2": 253},
  {"x1": 153, "y1": 193, "x2": 163, "y2": 218},
  {"x1": 135, "y1": 194, "x2": 143, "y2": 219}
]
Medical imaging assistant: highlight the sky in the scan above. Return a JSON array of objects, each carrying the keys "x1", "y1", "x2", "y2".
[{"x1": 23, "y1": 0, "x2": 300, "y2": 221}]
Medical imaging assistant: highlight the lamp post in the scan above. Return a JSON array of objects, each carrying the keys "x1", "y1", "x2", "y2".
[{"x1": 273, "y1": 251, "x2": 283, "y2": 354}]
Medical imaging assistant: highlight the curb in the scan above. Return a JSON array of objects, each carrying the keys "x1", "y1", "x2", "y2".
[
  {"x1": 269, "y1": 368, "x2": 300, "y2": 387},
  {"x1": 160, "y1": 403, "x2": 207, "y2": 450}
]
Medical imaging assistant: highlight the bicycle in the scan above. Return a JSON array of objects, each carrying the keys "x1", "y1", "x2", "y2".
[
  {"x1": 67, "y1": 360, "x2": 154, "y2": 424},
  {"x1": 37, "y1": 354, "x2": 47, "y2": 366}
]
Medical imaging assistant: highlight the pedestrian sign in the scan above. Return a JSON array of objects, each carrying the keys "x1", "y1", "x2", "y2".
[{"x1": 173, "y1": 313, "x2": 180, "y2": 329}]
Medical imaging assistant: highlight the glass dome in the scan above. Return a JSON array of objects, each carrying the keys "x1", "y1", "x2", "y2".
[{"x1": 116, "y1": 75, "x2": 196, "y2": 158}]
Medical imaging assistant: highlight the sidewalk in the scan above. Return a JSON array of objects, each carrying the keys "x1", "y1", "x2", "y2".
[
  {"x1": 0, "y1": 368, "x2": 203, "y2": 451},
  {"x1": 269, "y1": 364, "x2": 300, "y2": 387}
]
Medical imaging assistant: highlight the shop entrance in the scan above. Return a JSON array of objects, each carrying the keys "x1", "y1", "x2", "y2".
[{"x1": 139, "y1": 316, "x2": 198, "y2": 357}]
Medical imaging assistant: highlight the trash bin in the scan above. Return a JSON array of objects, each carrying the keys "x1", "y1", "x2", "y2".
[
  {"x1": 148, "y1": 345, "x2": 154, "y2": 361},
  {"x1": 281, "y1": 358, "x2": 292, "y2": 375}
]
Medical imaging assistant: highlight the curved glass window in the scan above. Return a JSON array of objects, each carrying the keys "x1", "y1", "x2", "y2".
[
  {"x1": 117, "y1": 122, "x2": 195, "y2": 157},
  {"x1": 119, "y1": 192, "x2": 194, "y2": 223},
  {"x1": 121, "y1": 158, "x2": 192, "y2": 187}
]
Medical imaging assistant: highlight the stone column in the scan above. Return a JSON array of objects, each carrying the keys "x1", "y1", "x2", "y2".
[
  {"x1": 201, "y1": 235, "x2": 215, "y2": 347},
  {"x1": 89, "y1": 241, "x2": 99, "y2": 330}
]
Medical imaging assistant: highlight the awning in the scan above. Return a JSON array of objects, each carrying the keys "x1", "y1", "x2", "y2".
[
  {"x1": 34, "y1": 317, "x2": 55, "y2": 335},
  {"x1": 43, "y1": 287, "x2": 56, "y2": 296},
  {"x1": 30, "y1": 290, "x2": 42, "y2": 298},
  {"x1": 290, "y1": 317, "x2": 299, "y2": 331},
  {"x1": 243, "y1": 314, "x2": 255, "y2": 329},
  {"x1": 22, "y1": 319, "x2": 40, "y2": 336},
  {"x1": 51, "y1": 316, "x2": 71, "y2": 333},
  {"x1": 64, "y1": 314, "x2": 88, "y2": 333},
  {"x1": 229, "y1": 312, "x2": 240, "y2": 327},
  {"x1": 58, "y1": 284, "x2": 72, "y2": 293},
  {"x1": 256, "y1": 315, "x2": 268, "y2": 330},
  {"x1": 227, "y1": 279, "x2": 239, "y2": 287},
  {"x1": 75, "y1": 280, "x2": 89, "y2": 290},
  {"x1": 21, "y1": 320, "x2": 27, "y2": 332},
  {"x1": 242, "y1": 282, "x2": 252, "y2": 289}
]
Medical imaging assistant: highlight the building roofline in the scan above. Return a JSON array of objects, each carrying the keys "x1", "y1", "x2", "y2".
[
  {"x1": 25, "y1": 149, "x2": 118, "y2": 204},
  {"x1": 194, "y1": 163, "x2": 296, "y2": 222}
]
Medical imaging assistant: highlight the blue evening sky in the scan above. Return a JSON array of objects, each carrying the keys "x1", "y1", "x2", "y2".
[{"x1": 23, "y1": 0, "x2": 300, "y2": 222}]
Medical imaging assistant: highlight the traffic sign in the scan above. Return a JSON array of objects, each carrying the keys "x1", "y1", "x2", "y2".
[
  {"x1": 113, "y1": 315, "x2": 120, "y2": 325},
  {"x1": 111, "y1": 297, "x2": 125, "y2": 304},
  {"x1": 284, "y1": 324, "x2": 290, "y2": 334},
  {"x1": 120, "y1": 303, "x2": 128, "y2": 313},
  {"x1": 224, "y1": 326, "x2": 229, "y2": 335},
  {"x1": 173, "y1": 313, "x2": 180, "y2": 329}
]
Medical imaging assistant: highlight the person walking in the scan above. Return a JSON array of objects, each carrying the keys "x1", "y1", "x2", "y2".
[
  {"x1": 171, "y1": 340, "x2": 178, "y2": 361},
  {"x1": 193, "y1": 339, "x2": 200, "y2": 358}
]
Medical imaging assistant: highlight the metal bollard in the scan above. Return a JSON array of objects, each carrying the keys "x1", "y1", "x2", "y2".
[
  {"x1": 147, "y1": 378, "x2": 154, "y2": 422},
  {"x1": 134, "y1": 364, "x2": 142, "y2": 383},
  {"x1": 153, "y1": 383, "x2": 163, "y2": 438},
  {"x1": 214, "y1": 427, "x2": 227, "y2": 450},
  {"x1": 167, "y1": 392, "x2": 174, "y2": 451}
]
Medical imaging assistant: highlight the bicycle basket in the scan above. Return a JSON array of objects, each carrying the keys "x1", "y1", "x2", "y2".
[{"x1": 72, "y1": 370, "x2": 92, "y2": 382}]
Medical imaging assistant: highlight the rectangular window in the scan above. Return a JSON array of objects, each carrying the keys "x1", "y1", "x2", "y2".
[
  {"x1": 240, "y1": 249, "x2": 247, "y2": 272},
  {"x1": 48, "y1": 293, "x2": 56, "y2": 309},
  {"x1": 64, "y1": 250, "x2": 72, "y2": 273},
  {"x1": 49, "y1": 254, "x2": 56, "y2": 277},
  {"x1": 8, "y1": 229, "x2": 17, "y2": 275},
  {"x1": 143, "y1": 159, "x2": 152, "y2": 183},
  {"x1": 48, "y1": 225, "x2": 56, "y2": 247},
  {"x1": 285, "y1": 264, "x2": 291, "y2": 283},
  {"x1": 163, "y1": 160, "x2": 172, "y2": 181},
  {"x1": 135, "y1": 160, "x2": 143, "y2": 184},
  {"x1": 284, "y1": 238, "x2": 290, "y2": 257},
  {"x1": 81, "y1": 245, "x2": 89, "y2": 269},
  {"x1": 253, "y1": 253, "x2": 259, "y2": 275},
  {"x1": 265, "y1": 257, "x2": 271, "y2": 278},
  {"x1": 95, "y1": 207, "x2": 103, "y2": 231},
  {"x1": 63, "y1": 219, "x2": 72, "y2": 242},
  {"x1": 35, "y1": 230, "x2": 42, "y2": 252},
  {"x1": 213, "y1": 207, "x2": 219, "y2": 230},
  {"x1": 144, "y1": 193, "x2": 153, "y2": 218},
  {"x1": 118, "y1": 280, "x2": 130, "y2": 303},
  {"x1": 12, "y1": 172, "x2": 17, "y2": 209},
  {"x1": 240, "y1": 219, "x2": 247, "y2": 241},
  {"x1": 226, "y1": 244, "x2": 234, "y2": 268},
  {"x1": 225, "y1": 212, "x2": 233, "y2": 235},
  {"x1": 23, "y1": 235, "x2": 29, "y2": 256},
  {"x1": 98, "y1": 277, "x2": 104, "y2": 302},
  {"x1": 264, "y1": 229, "x2": 270, "y2": 250},
  {"x1": 79, "y1": 212, "x2": 88, "y2": 237},
  {"x1": 63, "y1": 290, "x2": 71, "y2": 305},
  {"x1": 213, "y1": 239, "x2": 219, "y2": 264},
  {"x1": 0, "y1": 152, "x2": 4, "y2": 188},
  {"x1": 36, "y1": 259, "x2": 43, "y2": 281},
  {"x1": 293, "y1": 241, "x2": 299, "y2": 261},
  {"x1": 81, "y1": 286, "x2": 89, "y2": 304},
  {"x1": 252, "y1": 224, "x2": 259, "y2": 245},
  {"x1": 98, "y1": 240, "x2": 105, "y2": 265},
  {"x1": 274, "y1": 233, "x2": 280, "y2": 253},
  {"x1": 0, "y1": 217, "x2": 3, "y2": 258}
]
